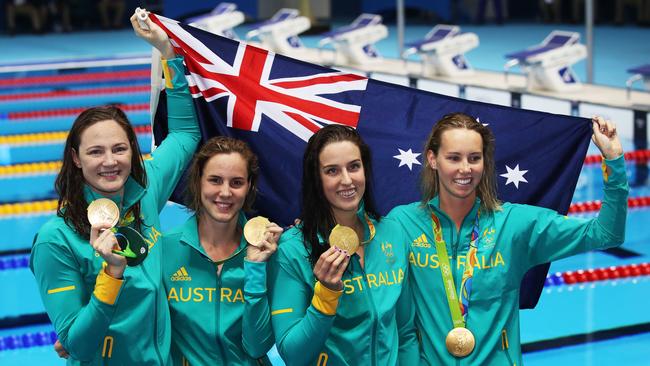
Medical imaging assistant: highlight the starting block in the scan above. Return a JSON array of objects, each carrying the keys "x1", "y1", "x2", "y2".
[
  {"x1": 626, "y1": 64, "x2": 650, "y2": 98},
  {"x1": 245, "y1": 8, "x2": 310, "y2": 55},
  {"x1": 318, "y1": 14, "x2": 388, "y2": 66},
  {"x1": 504, "y1": 31, "x2": 587, "y2": 92},
  {"x1": 402, "y1": 24, "x2": 479, "y2": 77},
  {"x1": 187, "y1": 3, "x2": 244, "y2": 39}
]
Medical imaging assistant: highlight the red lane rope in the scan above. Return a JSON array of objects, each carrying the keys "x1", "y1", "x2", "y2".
[
  {"x1": 569, "y1": 196, "x2": 650, "y2": 213},
  {"x1": 0, "y1": 85, "x2": 150, "y2": 101},
  {"x1": 6, "y1": 103, "x2": 150, "y2": 120},
  {"x1": 0, "y1": 69, "x2": 149, "y2": 88},
  {"x1": 584, "y1": 150, "x2": 650, "y2": 165},
  {"x1": 560, "y1": 263, "x2": 650, "y2": 285},
  {"x1": 134, "y1": 125, "x2": 152, "y2": 134}
]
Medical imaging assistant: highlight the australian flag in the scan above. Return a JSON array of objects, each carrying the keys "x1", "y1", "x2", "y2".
[{"x1": 149, "y1": 14, "x2": 592, "y2": 309}]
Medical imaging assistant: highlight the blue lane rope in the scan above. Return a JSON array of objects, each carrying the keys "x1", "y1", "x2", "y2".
[
  {"x1": 0, "y1": 255, "x2": 29, "y2": 271},
  {"x1": 0, "y1": 330, "x2": 56, "y2": 351}
]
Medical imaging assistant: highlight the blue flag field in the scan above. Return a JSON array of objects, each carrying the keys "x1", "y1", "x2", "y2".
[{"x1": 149, "y1": 14, "x2": 593, "y2": 308}]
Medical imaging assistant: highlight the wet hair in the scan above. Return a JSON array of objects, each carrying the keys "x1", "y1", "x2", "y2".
[
  {"x1": 55, "y1": 105, "x2": 146, "y2": 238},
  {"x1": 186, "y1": 136, "x2": 259, "y2": 216},
  {"x1": 301, "y1": 124, "x2": 380, "y2": 267},
  {"x1": 420, "y1": 112, "x2": 501, "y2": 211}
]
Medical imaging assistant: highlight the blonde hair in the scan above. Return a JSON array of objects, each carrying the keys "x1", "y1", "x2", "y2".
[{"x1": 420, "y1": 112, "x2": 501, "y2": 211}]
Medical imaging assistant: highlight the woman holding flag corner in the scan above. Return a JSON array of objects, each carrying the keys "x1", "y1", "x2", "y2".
[
  {"x1": 388, "y1": 113, "x2": 628, "y2": 364},
  {"x1": 31, "y1": 8, "x2": 200, "y2": 364}
]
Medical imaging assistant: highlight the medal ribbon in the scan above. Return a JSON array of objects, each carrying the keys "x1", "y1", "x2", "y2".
[{"x1": 430, "y1": 209, "x2": 480, "y2": 328}]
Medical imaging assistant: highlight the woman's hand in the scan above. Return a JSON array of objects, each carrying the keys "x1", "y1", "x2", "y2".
[
  {"x1": 313, "y1": 246, "x2": 350, "y2": 291},
  {"x1": 130, "y1": 9, "x2": 175, "y2": 59},
  {"x1": 246, "y1": 223, "x2": 283, "y2": 262},
  {"x1": 54, "y1": 340, "x2": 69, "y2": 359},
  {"x1": 90, "y1": 223, "x2": 126, "y2": 278},
  {"x1": 592, "y1": 116, "x2": 623, "y2": 160}
]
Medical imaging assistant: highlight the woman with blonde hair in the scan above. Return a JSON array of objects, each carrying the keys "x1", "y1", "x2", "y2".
[{"x1": 389, "y1": 113, "x2": 628, "y2": 364}]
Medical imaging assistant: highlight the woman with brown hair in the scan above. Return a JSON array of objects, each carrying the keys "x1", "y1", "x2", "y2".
[
  {"x1": 161, "y1": 136, "x2": 282, "y2": 365},
  {"x1": 268, "y1": 124, "x2": 420, "y2": 365},
  {"x1": 30, "y1": 11, "x2": 200, "y2": 364}
]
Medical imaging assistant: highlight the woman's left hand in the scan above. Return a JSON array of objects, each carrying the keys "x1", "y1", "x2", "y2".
[
  {"x1": 246, "y1": 223, "x2": 283, "y2": 262},
  {"x1": 591, "y1": 116, "x2": 623, "y2": 160}
]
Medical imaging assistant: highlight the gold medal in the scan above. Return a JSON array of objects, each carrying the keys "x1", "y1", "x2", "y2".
[
  {"x1": 243, "y1": 216, "x2": 270, "y2": 247},
  {"x1": 445, "y1": 327, "x2": 475, "y2": 358},
  {"x1": 328, "y1": 224, "x2": 359, "y2": 253},
  {"x1": 87, "y1": 198, "x2": 120, "y2": 228}
]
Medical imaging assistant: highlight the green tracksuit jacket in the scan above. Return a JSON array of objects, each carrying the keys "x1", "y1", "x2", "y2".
[
  {"x1": 387, "y1": 156, "x2": 628, "y2": 365},
  {"x1": 162, "y1": 214, "x2": 274, "y2": 365},
  {"x1": 30, "y1": 57, "x2": 200, "y2": 365},
  {"x1": 268, "y1": 208, "x2": 420, "y2": 366}
]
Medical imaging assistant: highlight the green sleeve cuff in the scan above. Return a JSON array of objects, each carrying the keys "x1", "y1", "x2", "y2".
[{"x1": 244, "y1": 260, "x2": 267, "y2": 295}]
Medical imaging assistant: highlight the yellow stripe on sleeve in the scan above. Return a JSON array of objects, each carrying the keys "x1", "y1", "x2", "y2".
[
  {"x1": 161, "y1": 59, "x2": 174, "y2": 90},
  {"x1": 271, "y1": 308, "x2": 294, "y2": 316},
  {"x1": 47, "y1": 285, "x2": 76, "y2": 294}
]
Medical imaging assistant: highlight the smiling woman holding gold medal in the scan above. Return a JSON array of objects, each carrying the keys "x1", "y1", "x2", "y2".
[
  {"x1": 268, "y1": 125, "x2": 420, "y2": 365},
  {"x1": 161, "y1": 136, "x2": 282, "y2": 365},
  {"x1": 29, "y1": 9, "x2": 200, "y2": 365},
  {"x1": 388, "y1": 113, "x2": 628, "y2": 364}
]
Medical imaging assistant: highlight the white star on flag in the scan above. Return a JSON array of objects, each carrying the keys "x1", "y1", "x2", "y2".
[
  {"x1": 393, "y1": 148, "x2": 421, "y2": 170},
  {"x1": 500, "y1": 164, "x2": 529, "y2": 188}
]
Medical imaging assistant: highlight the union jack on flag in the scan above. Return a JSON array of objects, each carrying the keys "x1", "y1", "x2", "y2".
[
  {"x1": 152, "y1": 14, "x2": 368, "y2": 142},
  {"x1": 150, "y1": 14, "x2": 594, "y2": 309}
]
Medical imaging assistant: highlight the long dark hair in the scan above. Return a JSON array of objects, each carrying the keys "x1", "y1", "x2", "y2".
[
  {"x1": 420, "y1": 112, "x2": 500, "y2": 211},
  {"x1": 55, "y1": 106, "x2": 147, "y2": 238},
  {"x1": 301, "y1": 125, "x2": 380, "y2": 267},
  {"x1": 185, "y1": 136, "x2": 259, "y2": 216}
]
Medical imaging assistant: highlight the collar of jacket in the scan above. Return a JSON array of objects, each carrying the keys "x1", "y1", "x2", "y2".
[
  {"x1": 178, "y1": 212, "x2": 248, "y2": 261},
  {"x1": 83, "y1": 176, "x2": 146, "y2": 212},
  {"x1": 427, "y1": 195, "x2": 481, "y2": 224}
]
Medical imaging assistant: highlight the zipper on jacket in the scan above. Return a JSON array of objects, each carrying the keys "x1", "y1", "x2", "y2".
[
  {"x1": 501, "y1": 329, "x2": 516, "y2": 366},
  {"x1": 214, "y1": 262, "x2": 227, "y2": 362},
  {"x1": 356, "y1": 257, "x2": 379, "y2": 366},
  {"x1": 316, "y1": 352, "x2": 328, "y2": 366},
  {"x1": 141, "y1": 265, "x2": 164, "y2": 365}
]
